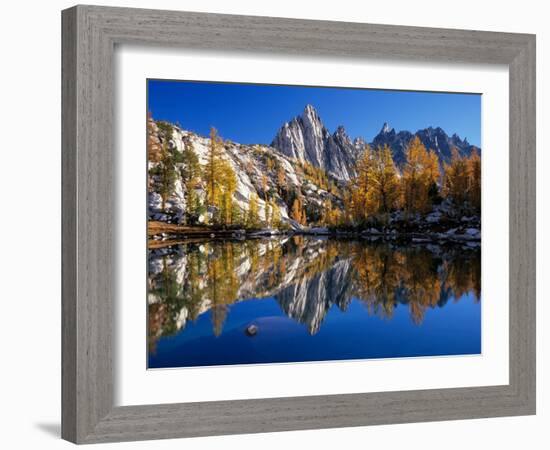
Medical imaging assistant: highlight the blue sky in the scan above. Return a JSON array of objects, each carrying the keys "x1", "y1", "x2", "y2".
[{"x1": 147, "y1": 79, "x2": 481, "y2": 147}]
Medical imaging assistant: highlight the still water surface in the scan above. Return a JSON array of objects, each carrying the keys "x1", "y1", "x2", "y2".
[{"x1": 148, "y1": 237, "x2": 481, "y2": 368}]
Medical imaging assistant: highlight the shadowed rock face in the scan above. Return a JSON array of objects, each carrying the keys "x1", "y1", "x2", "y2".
[
  {"x1": 148, "y1": 237, "x2": 481, "y2": 349},
  {"x1": 370, "y1": 123, "x2": 413, "y2": 167},
  {"x1": 371, "y1": 123, "x2": 480, "y2": 168}
]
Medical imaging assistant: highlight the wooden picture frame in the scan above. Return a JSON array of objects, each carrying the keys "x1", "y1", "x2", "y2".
[{"x1": 62, "y1": 5, "x2": 536, "y2": 444}]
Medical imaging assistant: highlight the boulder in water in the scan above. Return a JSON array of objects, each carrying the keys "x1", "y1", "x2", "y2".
[{"x1": 245, "y1": 324, "x2": 258, "y2": 337}]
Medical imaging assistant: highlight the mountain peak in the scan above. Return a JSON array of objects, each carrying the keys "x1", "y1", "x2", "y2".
[
  {"x1": 380, "y1": 122, "x2": 394, "y2": 134},
  {"x1": 334, "y1": 125, "x2": 353, "y2": 148},
  {"x1": 303, "y1": 103, "x2": 319, "y2": 118},
  {"x1": 335, "y1": 125, "x2": 347, "y2": 135},
  {"x1": 272, "y1": 106, "x2": 480, "y2": 181},
  {"x1": 300, "y1": 104, "x2": 324, "y2": 131},
  {"x1": 426, "y1": 126, "x2": 444, "y2": 134},
  {"x1": 272, "y1": 105, "x2": 358, "y2": 180}
]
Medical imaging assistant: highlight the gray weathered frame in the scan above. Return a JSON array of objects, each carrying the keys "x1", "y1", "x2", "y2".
[{"x1": 62, "y1": 4, "x2": 536, "y2": 444}]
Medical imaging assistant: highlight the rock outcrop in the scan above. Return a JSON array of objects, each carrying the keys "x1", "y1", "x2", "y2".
[
  {"x1": 148, "y1": 116, "x2": 341, "y2": 226},
  {"x1": 271, "y1": 105, "x2": 364, "y2": 181},
  {"x1": 371, "y1": 122, "x2": 480, "y2": 167}
]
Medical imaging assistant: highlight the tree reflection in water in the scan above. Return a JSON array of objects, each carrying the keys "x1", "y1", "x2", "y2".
[{"x1": 148, "y1": 237, "x2": 480, "y2": 354}]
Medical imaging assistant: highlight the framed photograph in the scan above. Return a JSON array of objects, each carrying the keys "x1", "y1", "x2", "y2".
[{"x1": 62, "y1": 5, "x2": 536, "y2": 444}]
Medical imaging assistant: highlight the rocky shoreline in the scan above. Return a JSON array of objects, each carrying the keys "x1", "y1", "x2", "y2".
[{"x1": 148, "y1": 218, "x2": 480, "y2": 249}]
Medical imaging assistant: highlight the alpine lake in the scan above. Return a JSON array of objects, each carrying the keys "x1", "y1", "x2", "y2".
[{"x1": 148, "y1": 235, "x2": 481, "y2": 368}]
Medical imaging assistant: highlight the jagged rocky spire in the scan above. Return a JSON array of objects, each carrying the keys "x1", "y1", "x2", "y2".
[
  {"x1": 271, "y1": 105, "x2": 363, "y2": 181},
  {"x1": 380, "y1": 122, "x2": 394, "y2": 134},
  {"x1": 372, "y1": 122, "x2": 479, "y2": 167},
  {"x1": 272, "y1": 105, "x2": 481, "y2": 179}
]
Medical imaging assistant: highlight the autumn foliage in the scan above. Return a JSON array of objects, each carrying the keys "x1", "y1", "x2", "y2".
[
  {"x1": 204, "y1": 127, "x2": 239, "y2": 225},
  {"x1": 345, "y1": 137, "x2": 480, "y2": 227},
  {"x1": 401, "y1": 136, "x2": 440, "y2": 214},
  {"x1": 348, "y1": 144, "x2": 400, "y2": 223}
]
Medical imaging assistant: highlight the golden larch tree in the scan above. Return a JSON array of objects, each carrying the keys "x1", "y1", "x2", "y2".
[
  {"x1": 348, "y1": 144, "x2": 400, "y2": 222},
  {"x1": 219, "y1": 159, "x2": 237, "y2": 226},
  {"x1": 247, "y1": 193, "x2": 260, "y2": 228},
  {"x1": 277, "y1": 165, "x2": 286, "y2": 187},
  {"x1": 467, "y1": 149, "x2": 481, "y2": 211},
  {"x1": 261, "y1": 173, "x2": 269, "y2": 200},
  {"x1": 369, "y1": 145, "x2": 401, "y2": 216},
  {"x1": 291, "y1": 196, "x2": 306, "y2": 225},
  {"x1": 443, "y1": 148, "x2": 470, "y2": 207},
  {"x1": 348, "y1": 146, "x2": 375, "y2": 223},
  {"x1": 205, "y1": 127, "x2": 224, "y2": 207},
  {"x1": 402, "y1": 136, "x2": 435, "y2": 213},
  {"x1": 270, "y1": 198, "x2": 281, "y2": 228}
]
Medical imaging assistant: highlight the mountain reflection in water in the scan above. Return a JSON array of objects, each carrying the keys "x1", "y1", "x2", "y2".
[{"x1": 148, "y1": 236, "x2": 481, "y2": 368}]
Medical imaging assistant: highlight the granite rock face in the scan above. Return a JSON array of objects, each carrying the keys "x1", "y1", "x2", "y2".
[
  {"x1": 272, "y1": 105, "x2": 364, "y2": 181},
  {"x1": 147, "y1": 115, "x2": 340, "y2": 225}
]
